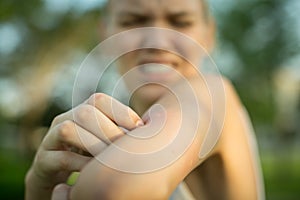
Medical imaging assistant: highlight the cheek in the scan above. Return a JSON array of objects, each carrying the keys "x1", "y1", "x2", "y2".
[
  {"x1": 177, "y1": 27, "x2": 210, "y2": 64},
  {"x1": 174, "y1": 38, "x2": 202, "y2": 66},
  {"x1": 189, "y1": 25, "x2": 211, "y2": 50},
  {"x1": 179, "y1": 60, "x2": 199, "y2": 78},
  {"x1": 116, "y1": 28, "x2": 144, "y2": 51},
  {"x1": 116, "y1": 51, "x2": 138, "y2": 84},
  {"x1": 117, "y1": 52, "x2": 139, "y2": 76}
]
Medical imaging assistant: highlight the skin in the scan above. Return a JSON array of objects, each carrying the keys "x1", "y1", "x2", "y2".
[
  {"x1": 105, "y1": 0, "x2": 215, "y2": 115},
  {"x1": 25, "y1": 93, "x2": 144, "y2": 200},
  {"x1": 25, "y1": 0, "x2": 264, "y2": 199}
]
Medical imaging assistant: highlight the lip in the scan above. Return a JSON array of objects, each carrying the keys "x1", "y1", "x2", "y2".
[
  {"x1": 136, "y1": 58, "x2": 179, "y2": 83},
  {"x1": 138, "y1": 58, "x2": 177, "y2": 67}
]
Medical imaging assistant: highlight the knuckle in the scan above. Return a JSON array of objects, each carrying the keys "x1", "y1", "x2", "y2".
[
  {"x1": 51, "y1": 113, "x2": 63, "y2": 126},
  {"x1": 34, "y1": 151, "x2": 51, "y2": 175},
  {"x1": 34, "y1": 150, "x2": 45, "y2": 168},
  {"x1": 89, "y1": 93, "x2": 107, "y2": 104},
  {"x1": 74, "y1": 104, "x2": 94, "y2": 122},
  {"x1": 57, "y1": 120, "x2": 74, "y2": 141}
]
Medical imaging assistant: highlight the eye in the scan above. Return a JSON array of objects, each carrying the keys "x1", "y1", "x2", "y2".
[
  {"x1": 118, "y1": 17, "x2": 148, "y2": 27},
  {"x1": 170, "y1": 19, "x2": 193, "y2": 28}
]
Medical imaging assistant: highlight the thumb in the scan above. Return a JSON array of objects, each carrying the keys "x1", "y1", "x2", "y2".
[{"x1": 51, "y1": 184, "x2": 71, "y2": 200}]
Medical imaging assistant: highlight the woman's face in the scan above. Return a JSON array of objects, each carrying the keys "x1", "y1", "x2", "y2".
[{"x1": 104, "y1": 0, "x2": 214, "y2": 108}]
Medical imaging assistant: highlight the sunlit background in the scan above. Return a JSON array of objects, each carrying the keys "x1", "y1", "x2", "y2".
[{"x1": 0, "y1": 0, "x2": 299, "y2": 199}]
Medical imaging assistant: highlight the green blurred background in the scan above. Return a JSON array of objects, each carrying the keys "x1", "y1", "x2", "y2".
[{"x1": 0, "y1": 0, "x2": 299, "y2": 199}]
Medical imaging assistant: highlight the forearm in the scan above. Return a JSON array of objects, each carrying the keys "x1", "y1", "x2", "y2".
[
  {"x1": 70, "y1": 76, "x2": 223, "y2": 199},
  {"x1": 70, "y1": 159, "x2": 170, "y2": 200},
  {"x1": 70, "y1": 112, "x2": 206, "y2": 199}
]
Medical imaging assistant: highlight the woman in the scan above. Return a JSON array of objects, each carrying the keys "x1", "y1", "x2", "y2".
[{"x1": 25, "y1": 0, "x2": 265, "y2": 199}]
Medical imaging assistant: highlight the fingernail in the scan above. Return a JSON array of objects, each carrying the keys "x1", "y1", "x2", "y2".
[{"x1": 136, "y1": 120, "x2": 144, "y2": 127}]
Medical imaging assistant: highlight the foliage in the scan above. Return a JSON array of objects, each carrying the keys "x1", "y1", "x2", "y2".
[{"x1": 0, "y1": 0, "x2": 299, "y2": 199}]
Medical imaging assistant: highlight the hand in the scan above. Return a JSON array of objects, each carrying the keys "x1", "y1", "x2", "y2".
[
  {"x1": 67, "y1": 76, "x2": 229, "y2": 200},
  {"x1": 51, "y1": 184, "x2": 71, "y2": 200},
  {"x1": 25, "y1": 93, "x2": 143, "y2": 200}
]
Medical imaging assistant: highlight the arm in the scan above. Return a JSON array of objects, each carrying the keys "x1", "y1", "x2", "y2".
[
  {"x1": 69, "y1": 76, "x2": 225, "y2": 199},
  {"x1": 218, "y1": 81, "x2": 265, "y2": 200},
  {"x1": 25, "y1": 93, "x2": 143, "y2": 200},
  {"x1": 183, "y1": 79, "x2": 265, "y2": 200},
  {"x1": 69, "y1": 77, "x2": 264, "y2": 200}
]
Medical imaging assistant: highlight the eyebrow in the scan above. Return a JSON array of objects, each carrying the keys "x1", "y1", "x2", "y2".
[
  {"x1": 116, "y1": 10, "x2": 196, "y2": 19},
  {"x1": 167, "y1": 11, "x2": 195, "y2": 18},
  {"x1": 117, "y1": 11, "x2": 149, "y2": 18}
]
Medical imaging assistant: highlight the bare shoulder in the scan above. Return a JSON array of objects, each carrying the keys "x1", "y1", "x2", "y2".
[
  {"x1": 185, "y1": 75, "x2": 265, "y2": 199},
  {"x1": 217, "y1": 77, "x2": 265, "y2": 200}
]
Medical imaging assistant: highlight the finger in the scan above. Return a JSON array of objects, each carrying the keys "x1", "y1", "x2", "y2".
[
  {"x1": 38, "y1": 151, "x2": 92, "y2": 174},
  {"x1": 50, "y1": 110, "x2": 74, "y2": 128},
  {"x1": 72, "y1": 104, "x2": 125, "y2": 144},
  {"x1": 44, "y1": 120, "x2": 108, "y2": 154},
  {"x1": 50, "y1": 105, "x2": 125, "y2": 144},
  {"x1": 51, "y1": 184, "x2": 71, "y2": 200},
  {"x1": 87, "y1": 93, "x2": 144, "y2": 130}
]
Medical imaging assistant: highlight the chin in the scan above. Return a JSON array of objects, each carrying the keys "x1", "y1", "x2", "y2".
[{"x1": 134, "y1": 84, "x2": 168, "y2": 104}]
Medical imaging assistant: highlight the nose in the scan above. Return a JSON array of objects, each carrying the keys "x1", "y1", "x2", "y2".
[{"x1": 140, "y1": 28, "x2": 174, "y2": 52}]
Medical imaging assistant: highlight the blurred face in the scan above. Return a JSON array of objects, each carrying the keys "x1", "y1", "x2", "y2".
[{"x1": 104, "y1": 0, "x2": 214, "y2": 111}]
